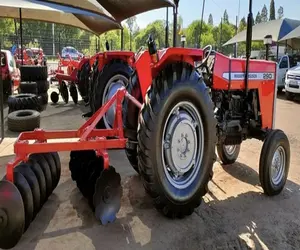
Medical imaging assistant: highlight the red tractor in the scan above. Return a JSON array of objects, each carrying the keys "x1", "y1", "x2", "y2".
[{"x1": 0, "y1": 1, "x2": 291, "y2": 249}]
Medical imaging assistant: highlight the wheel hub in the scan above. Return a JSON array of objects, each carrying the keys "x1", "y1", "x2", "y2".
[
  {"x1": 162, "y1": 101, "x2": 204, "y2": 190},
  {"x1": 103, "y1": 75, "x2": 128, "y2": 128},
  {"x1": 271, "y1": 146, "x2": 286, "y2": 185},
  {"x1": 164, "y1": 112, "x2": 197, "y2": 175},
  {"x1": 224, "y1": 145, "x2": 237, "y2": 155}
]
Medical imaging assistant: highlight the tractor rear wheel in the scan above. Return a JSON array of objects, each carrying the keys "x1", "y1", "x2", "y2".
[
  {"x1": 77, "y1": 61, "x2": 90, "y2": 102},
  {"x1": 137, "y1": 62, "x2": 216, "y2": 218},
  {"x1": 93, "y1": 60, "x2": 132, "y2": 129},
  {"x1": 216, "y1": 142, "x2": 241, "y2": 165}
]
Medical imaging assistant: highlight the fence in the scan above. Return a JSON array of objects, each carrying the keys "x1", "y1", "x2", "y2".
[{"x1": 1, "y1": 34, "x2": 100, "y2": 58}]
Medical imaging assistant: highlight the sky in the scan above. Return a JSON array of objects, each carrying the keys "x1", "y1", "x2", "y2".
[{"x1": 133, "y1": 0, "x2": 300, "y2": 29}]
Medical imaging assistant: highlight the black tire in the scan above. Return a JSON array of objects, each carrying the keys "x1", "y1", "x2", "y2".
[
  {"x1": 259, "y1": 129, "x2": 290, "y2": 196},
  {"x1": 8, "y1": 93, "x2": 41, "y2": 113},
  {"x1": 8, "y1": 110, "x2": 40, "y2": 132},
  {"x1": 285, "y1": 91, "x2": 294, "y2": 101},
  {"x1": 19, "y1": 81, "x2": 38, "y2": 94},
  {"x1": 29, "y1": 154, "x2": 53, "y2": 198},
  {"x1": 123, "y1": 71, "x2": 143, "y2": 173},
  {"x1": 50, "y1": 91, "x2": 59, "y2": 104},
  {"x1": 60, "y1": 81, "x2": 69, "y2": 104},
  {"x1": 50, "y1": 152, "x2": 61, "y2": 185},
  {"x1": 216, "y1": 142, "x2": 241, "y2": 165},
  {"x1": 137, "y1": 62, "x2": 216, "y2": 218},
  {"x1": 70, "y1": 84, "x2": 78, "y2": 104},
  {"x1": 37, "y1": 80, "x2": 49, "y2": 94},
  {"x1": 93, "y1": 59, "x2": 132, "y2": 129},
  {"x1": 88, "y1": 60, "x2": 99, "y2": 112},
  {"x1": 28, "y1": 158, "x2": 47, "y2": 205},
  {"x1": 15, "y1": 163, "x2": 41, "y2": 218},
  {"x1": 77, "y1": 61, "x2": 90, "y2": 101},
  {"x1": 39, "y1": 92, "x2": 49, "y2": 106},
  {"x1": 20, "y1": 65, "x2": 48, "y2": 81}
]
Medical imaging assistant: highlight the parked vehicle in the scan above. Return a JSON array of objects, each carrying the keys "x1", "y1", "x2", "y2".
[
  {"x1": 61, "y1": 46, "x2": 83, "y2": 59},
  {"x1": 1, "y1": 50, "x2": 20, "y2": 97},
  {"x1": 276, "y1": 54, "x2": 300, "y2": 92},
  {"x1": 284, "y1": 64, "x2": 300, "y2": 100}
]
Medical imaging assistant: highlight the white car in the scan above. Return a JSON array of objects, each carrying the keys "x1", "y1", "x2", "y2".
[
  {"x1": 61, "y1": 46, "x2": 83, "y2": 59},
  {"x1": 285, "y1": 65, "x2": 300, "y2": 100}
]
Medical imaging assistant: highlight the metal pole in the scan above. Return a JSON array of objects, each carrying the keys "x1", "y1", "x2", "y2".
[
  {"x1": 52, "y1": 23, "x2": 55, "y2": 56},
  {"x1": 0, "y1": 39, "x2": 4, "y2": 142},
  {"x1": 120, "y1": 29, "x2": 124, "y2": 51},
  {"x1": 234, "y1": 16, "x2": 238, "y2": 57},
  {"x1": 199, "y1": 0, "x2": 206, "y2": 48},
  {"x1": 165, "y1": 7, "x2": 169, "y2": 48},
  {"x1": 219, "y1": 18, "x2": 223, "y2": 52},
  {"x1": 19, "y1": 8, "x2": 23, "y2": 65},
  {"x1": 173, "y1": 1, "x2": 178, "y2": 47}
]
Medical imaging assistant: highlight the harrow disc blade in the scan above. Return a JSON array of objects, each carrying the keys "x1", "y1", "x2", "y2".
[
  {"x1": 93, "y1": 166, "x2": 122, "y2": 225},
  {"x1": 0, "y1": 180, "x2": 25, "y2": 249}
]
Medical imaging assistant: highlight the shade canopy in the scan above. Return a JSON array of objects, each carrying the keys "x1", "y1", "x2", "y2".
[
  {"x1": 96, "y1": 0, "x2": 175, "y2": 22},
  {"x1": 0, "y1": 0, "x2": 121, "y2": 35},
  {"x1": 279, "y1": 25, "x2": 300, "y2": 49},
  {"x1": 223, "y1": 18, "x2": 300, "y2": 46}
]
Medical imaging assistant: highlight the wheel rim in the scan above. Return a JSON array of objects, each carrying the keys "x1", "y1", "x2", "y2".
[
  {"x1": 271, "y1": 146, "x2": 286, "y2": 186},
  {"x1": 102, "y1": 74, "x2": 128, "y2": 128},
  {"x1": 162, "y1": 101, "x2": 204, "y2": 189},
  {"x1": 224, "y1": 145, "x2": 237, "y2": 155}
]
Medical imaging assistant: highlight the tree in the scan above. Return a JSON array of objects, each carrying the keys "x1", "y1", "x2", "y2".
[
  {"x1": 261, "y1": 4, "x2": 268, "y2": 22},
  {"x1": 223, "y1": 10, "x2": 229, "y2": 24},
  {"x1": 208, "y1": 14, "x2": 214, "y2": 26},
  {"x1": 255, "y1": 11, "x2": 262, "y2": 24},
  {"x1": 269, "y1": 0, "x2": 276, "y2": 21},
  {"x1": 238, "y1": 17, "x2": 247, "y2": 32},
  {"x1": 126, "y1": 16, "x2": 137, "y2": 51},
  {"x1": 277, "y1": 6, "x2": 284, "y2": 19}
]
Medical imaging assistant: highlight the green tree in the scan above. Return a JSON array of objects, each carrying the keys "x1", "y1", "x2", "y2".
[
  {"x1": 277, "y1": 6, "x2": 284, "y2": 19},
  {"x1": 223, "y1": 10, "x2": 229, "y2": 24},
  {"x1": 238, "y1": 17, "x2": 247, "y2": 32},
  {"x1": 255, "y1": 11, "x2": 262, "y2": 24},
  {"x1": 208, "y1": 14, "x2": 214, "y2": 26},
  {"x1": 261, "y1": 4, "x2": 268, "y2": 22},
  {"x1": 126, "y1": 16, "x2": 137, "y2": 51},
  {"x1": 269, "y1": 0, "x2": 276, "y2": 21}
]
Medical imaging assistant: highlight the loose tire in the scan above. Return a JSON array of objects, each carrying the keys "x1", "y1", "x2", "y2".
[
  {"x1": 36, "y1": 80, "x2": 49, "y2": 94},
  {"x1": 19, "y1": 82, "x2": 38, "y2": 94},
  {"x1": 93, "y1": 59, "x2": 132, "y2": 129},
  {"x1": 8, "y1": 110, "x2": 40, "y2": 132},
  {"x1": 259, "y1": 129, "x2": 290, "y2": 196},
  {"x1": 50, "y1": 91, "x2": 59, "y2": 104},
  {"x1": 137, "y1": 62, "x2": 216, "y2": 218},
  {"x1": 8, "y1": 93, "x2": 41, "y2": 113},
  {"x1": 20, "y1": 65, "x2": 47, "y2": 82},
  {"x1": 39, "y1": 92, "x2": 49, "y2": 106},
  {"x1": 216, "y1": 142, "x2": 241, "y2": 165}
]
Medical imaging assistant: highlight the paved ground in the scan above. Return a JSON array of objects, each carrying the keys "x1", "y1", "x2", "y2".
[{"x1": 0, "y1": 88, "x2": 300, "y2": 250}]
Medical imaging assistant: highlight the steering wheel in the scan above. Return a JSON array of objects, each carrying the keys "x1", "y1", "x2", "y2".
[{"x1": 201, "y1": 45, "x2": 213, "y2": 66}]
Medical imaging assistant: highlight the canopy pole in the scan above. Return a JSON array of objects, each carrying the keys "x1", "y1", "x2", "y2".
[
  {"x1": 121, "y1": 27, "x2": 124, "y2": 51},
  {"x1": 199, "y1": 0, "x2": 206, "y2": 48},
  {"x1": 173, "y1": 1, "x2": 179, "y2": 47},
  {"x1": 19, "y1": 8, "x2": 23, "y2": 65},
  {"x1": 165, "y1": 7, "x2": 169, "y2": 48}
]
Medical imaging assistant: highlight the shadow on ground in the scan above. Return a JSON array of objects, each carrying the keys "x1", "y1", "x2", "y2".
[{"x1": 12, "y1": 159, "x2": 300, "y2": 250}]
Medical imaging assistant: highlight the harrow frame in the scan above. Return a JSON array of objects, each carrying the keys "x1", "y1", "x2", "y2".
[{"x1": 5, "y1": 87, "x2": 142, "y2": 183}]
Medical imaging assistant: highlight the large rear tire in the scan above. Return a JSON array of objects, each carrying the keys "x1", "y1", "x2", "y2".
[
  {"x1": 93, "y1": 59, "x2": 132, "y2": 129},
  {"x1": 137, "y1": 62, "x2": 216, "y2": 218}
]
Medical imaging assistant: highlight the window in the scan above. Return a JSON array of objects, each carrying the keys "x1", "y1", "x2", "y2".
[{"x1": 279, "y1": 56, "x2": 288, "y2": 68}]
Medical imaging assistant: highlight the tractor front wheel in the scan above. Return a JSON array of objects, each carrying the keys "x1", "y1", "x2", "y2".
[
  {"x1": 217, "y1": 142, "x2": 241, "y2": 165},
  {"x1": 137, "y1": 62, "x2": 216, "y2": 218}
]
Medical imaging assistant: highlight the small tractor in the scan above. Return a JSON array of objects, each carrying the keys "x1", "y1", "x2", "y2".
[{"x1": 0, "y1": 0, "x2": 290, "y2": 249}]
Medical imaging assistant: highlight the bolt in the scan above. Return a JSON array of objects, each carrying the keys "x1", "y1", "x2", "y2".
[
  {"x1": 166, "y1": 134, "x2": 171, "y2": 140},
  {"x1": 164, "y1": 142, "x2": 170, "y2": 149},
  {"x1": 192, "y1": 121, "x2": 198, "y2": 128}
]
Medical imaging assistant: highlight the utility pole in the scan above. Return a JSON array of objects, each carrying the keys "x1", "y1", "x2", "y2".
[
  {"x1": 234, "y1": 16, "x2": 238, "y2": 57},
  {"x1": 219, "y1": 18, "x2": 223, "y2": 53},
  {"x1": 235, "y1": 0, "x2": 241, "y2": 57},
  {"x1": 199, "y1": 0, "x2": 206, "y2": 48}
]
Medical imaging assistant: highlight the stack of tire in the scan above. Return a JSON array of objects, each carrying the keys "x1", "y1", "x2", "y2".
[{"x1": 7, "y1": 65, "x2": 49, "y2": 132}]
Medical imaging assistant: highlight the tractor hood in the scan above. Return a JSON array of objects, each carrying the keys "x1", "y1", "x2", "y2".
[{"x1": 96, "y1": 0, "x2": 175, "y2": 22}]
